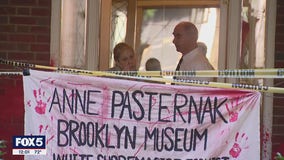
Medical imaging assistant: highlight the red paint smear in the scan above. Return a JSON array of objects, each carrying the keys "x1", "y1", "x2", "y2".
[
  {"x1": 46, "y1": 135, "x2": 55, "y2": 144},
  {"x1": 33, "y1": 89, "x2": 37, "y2": 98},
  {"x1": 27, "y1": 100, "x2": 31, "y2": 107},
  {"x1": 39, "y1": 125, "x2": 43, "y2": 133}
]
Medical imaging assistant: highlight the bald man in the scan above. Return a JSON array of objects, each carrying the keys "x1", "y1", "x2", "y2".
[{"x1": 172, "y1": 21, "x2": 214, "y2": 81}]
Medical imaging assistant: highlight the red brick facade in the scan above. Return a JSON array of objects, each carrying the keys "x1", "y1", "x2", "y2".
[
  {"x1": 0, "y1": 0, "x2": 50, "y2": 67},
  {"x1": 273, "y1": 0, "x2": 284, "y2": 156},
  {"x1": 0, "y1": 0, "x2": 51, "y2": 159}
]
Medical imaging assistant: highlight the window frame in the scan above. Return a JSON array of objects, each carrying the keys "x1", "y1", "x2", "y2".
[
  {"x1": 50, "y1": 0, "x2": 101, "y2": 70},
  {"x1": 134, "y1": 0, "x2": 226, "y2": 77}
]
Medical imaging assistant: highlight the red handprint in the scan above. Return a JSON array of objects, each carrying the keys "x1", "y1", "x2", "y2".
[
  {"x1": 229, "y1": 132, "x2": 248, "y2": 158},
  {"x1": 226, "y1": 98, "x2": 242, "y2": 122},
  {"x1": 29, "y1": 88, "x2": 51, "y2": 114}
]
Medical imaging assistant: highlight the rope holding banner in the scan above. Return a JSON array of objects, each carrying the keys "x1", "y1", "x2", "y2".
[
  {"x1": 2, "y1": 58, "x2": 284, "y2": 78},
  {"x1": 1, "y1": 58, "x2": 284, "y2": 94}
]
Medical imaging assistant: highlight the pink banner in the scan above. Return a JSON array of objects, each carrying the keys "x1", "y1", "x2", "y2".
[{"x1": 23, "y1": 70, "x2": 261, "y2": 160}]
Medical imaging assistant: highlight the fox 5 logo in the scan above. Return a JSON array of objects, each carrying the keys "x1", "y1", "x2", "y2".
[{"x1": 13, "y1": 136, "x2": 46, "y2": 149}]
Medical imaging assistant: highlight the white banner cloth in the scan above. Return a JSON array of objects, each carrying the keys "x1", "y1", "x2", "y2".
[{"x1": 23, "y1": 70, "x2": 261, "y2": 160}]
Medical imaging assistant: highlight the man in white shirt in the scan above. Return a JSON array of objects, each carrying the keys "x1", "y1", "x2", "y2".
[{"x1": 172, "y1": 21, "x2": 214, "y2": 82}]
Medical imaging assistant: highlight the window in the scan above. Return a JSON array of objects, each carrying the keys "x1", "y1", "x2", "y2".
[
  {"x1": 50, "y1": 0, "x2": 272, "y2": 78},
  {"x1": 50, "y1": 0, "x2": 100, "y2": 70},
  {"x1": 110, "y1": 0, "x2": 128, "y2": 67},
  {"x1": 138, "y1": 7, "x2": 219, "y2": 71},
  {"x1": 60, "y1": 0, "x2": 86, "y2": 68}
]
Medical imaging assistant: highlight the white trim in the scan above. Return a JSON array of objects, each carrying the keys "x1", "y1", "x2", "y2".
[
  {"x1": 85, "y1": 0, "x2": 100, "y2": 70},
  {"x1": 226, "y1": 0, "x2": 242, "y2": 83},
  {"x1": 50, "y1": 0, "x2": 61, "y2": 66},
  {"x1": 217, "y1": 0, "x2": 228, "y2": 83}
]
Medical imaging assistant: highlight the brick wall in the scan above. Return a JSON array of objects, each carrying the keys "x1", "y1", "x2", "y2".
[
  {"x1": 0, "y1": 0, "x2": 51, "y2": 69},
  {"x1": 273, "y1": 0, "x2": 284, "y2": 156},
  {"x1": 0, "y1": 0, "x2": 51, "y2": 159}
]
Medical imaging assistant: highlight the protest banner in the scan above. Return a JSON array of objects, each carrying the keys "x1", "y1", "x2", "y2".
[{"x1": 23, "y1": 69, "x2": 261, "y2": 160}]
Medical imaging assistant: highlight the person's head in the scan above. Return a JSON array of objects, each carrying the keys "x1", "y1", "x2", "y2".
[
  {"x1": 197, "y1": 41, "x2": 207, "y2": 55},
  {"x1": 113, "y1": 42, "x2": 136, "y2": 71},
  {"x1": 145, "y1": 58, "x2": 161, "y2": 71},
  {"x1": 172, "y1": 21, "x2": 198, "y2": 55}
]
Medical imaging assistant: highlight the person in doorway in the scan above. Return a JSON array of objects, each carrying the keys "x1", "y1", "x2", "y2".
[
  {"x1": 145, "y1": 58, "x2": 161, "y2": 71},
  {"x1": 197, "y1": 41, "x2": 207, "y2": 56},
  {"x1": 172, "y1": 21, "x2": 214, "y2": 81},
  {"x1": 145, "y1": 57, "x2": 164, "y2": 84},
  {"x1": 108, "y1": 42, "x2": 137, "y2": 71}
]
